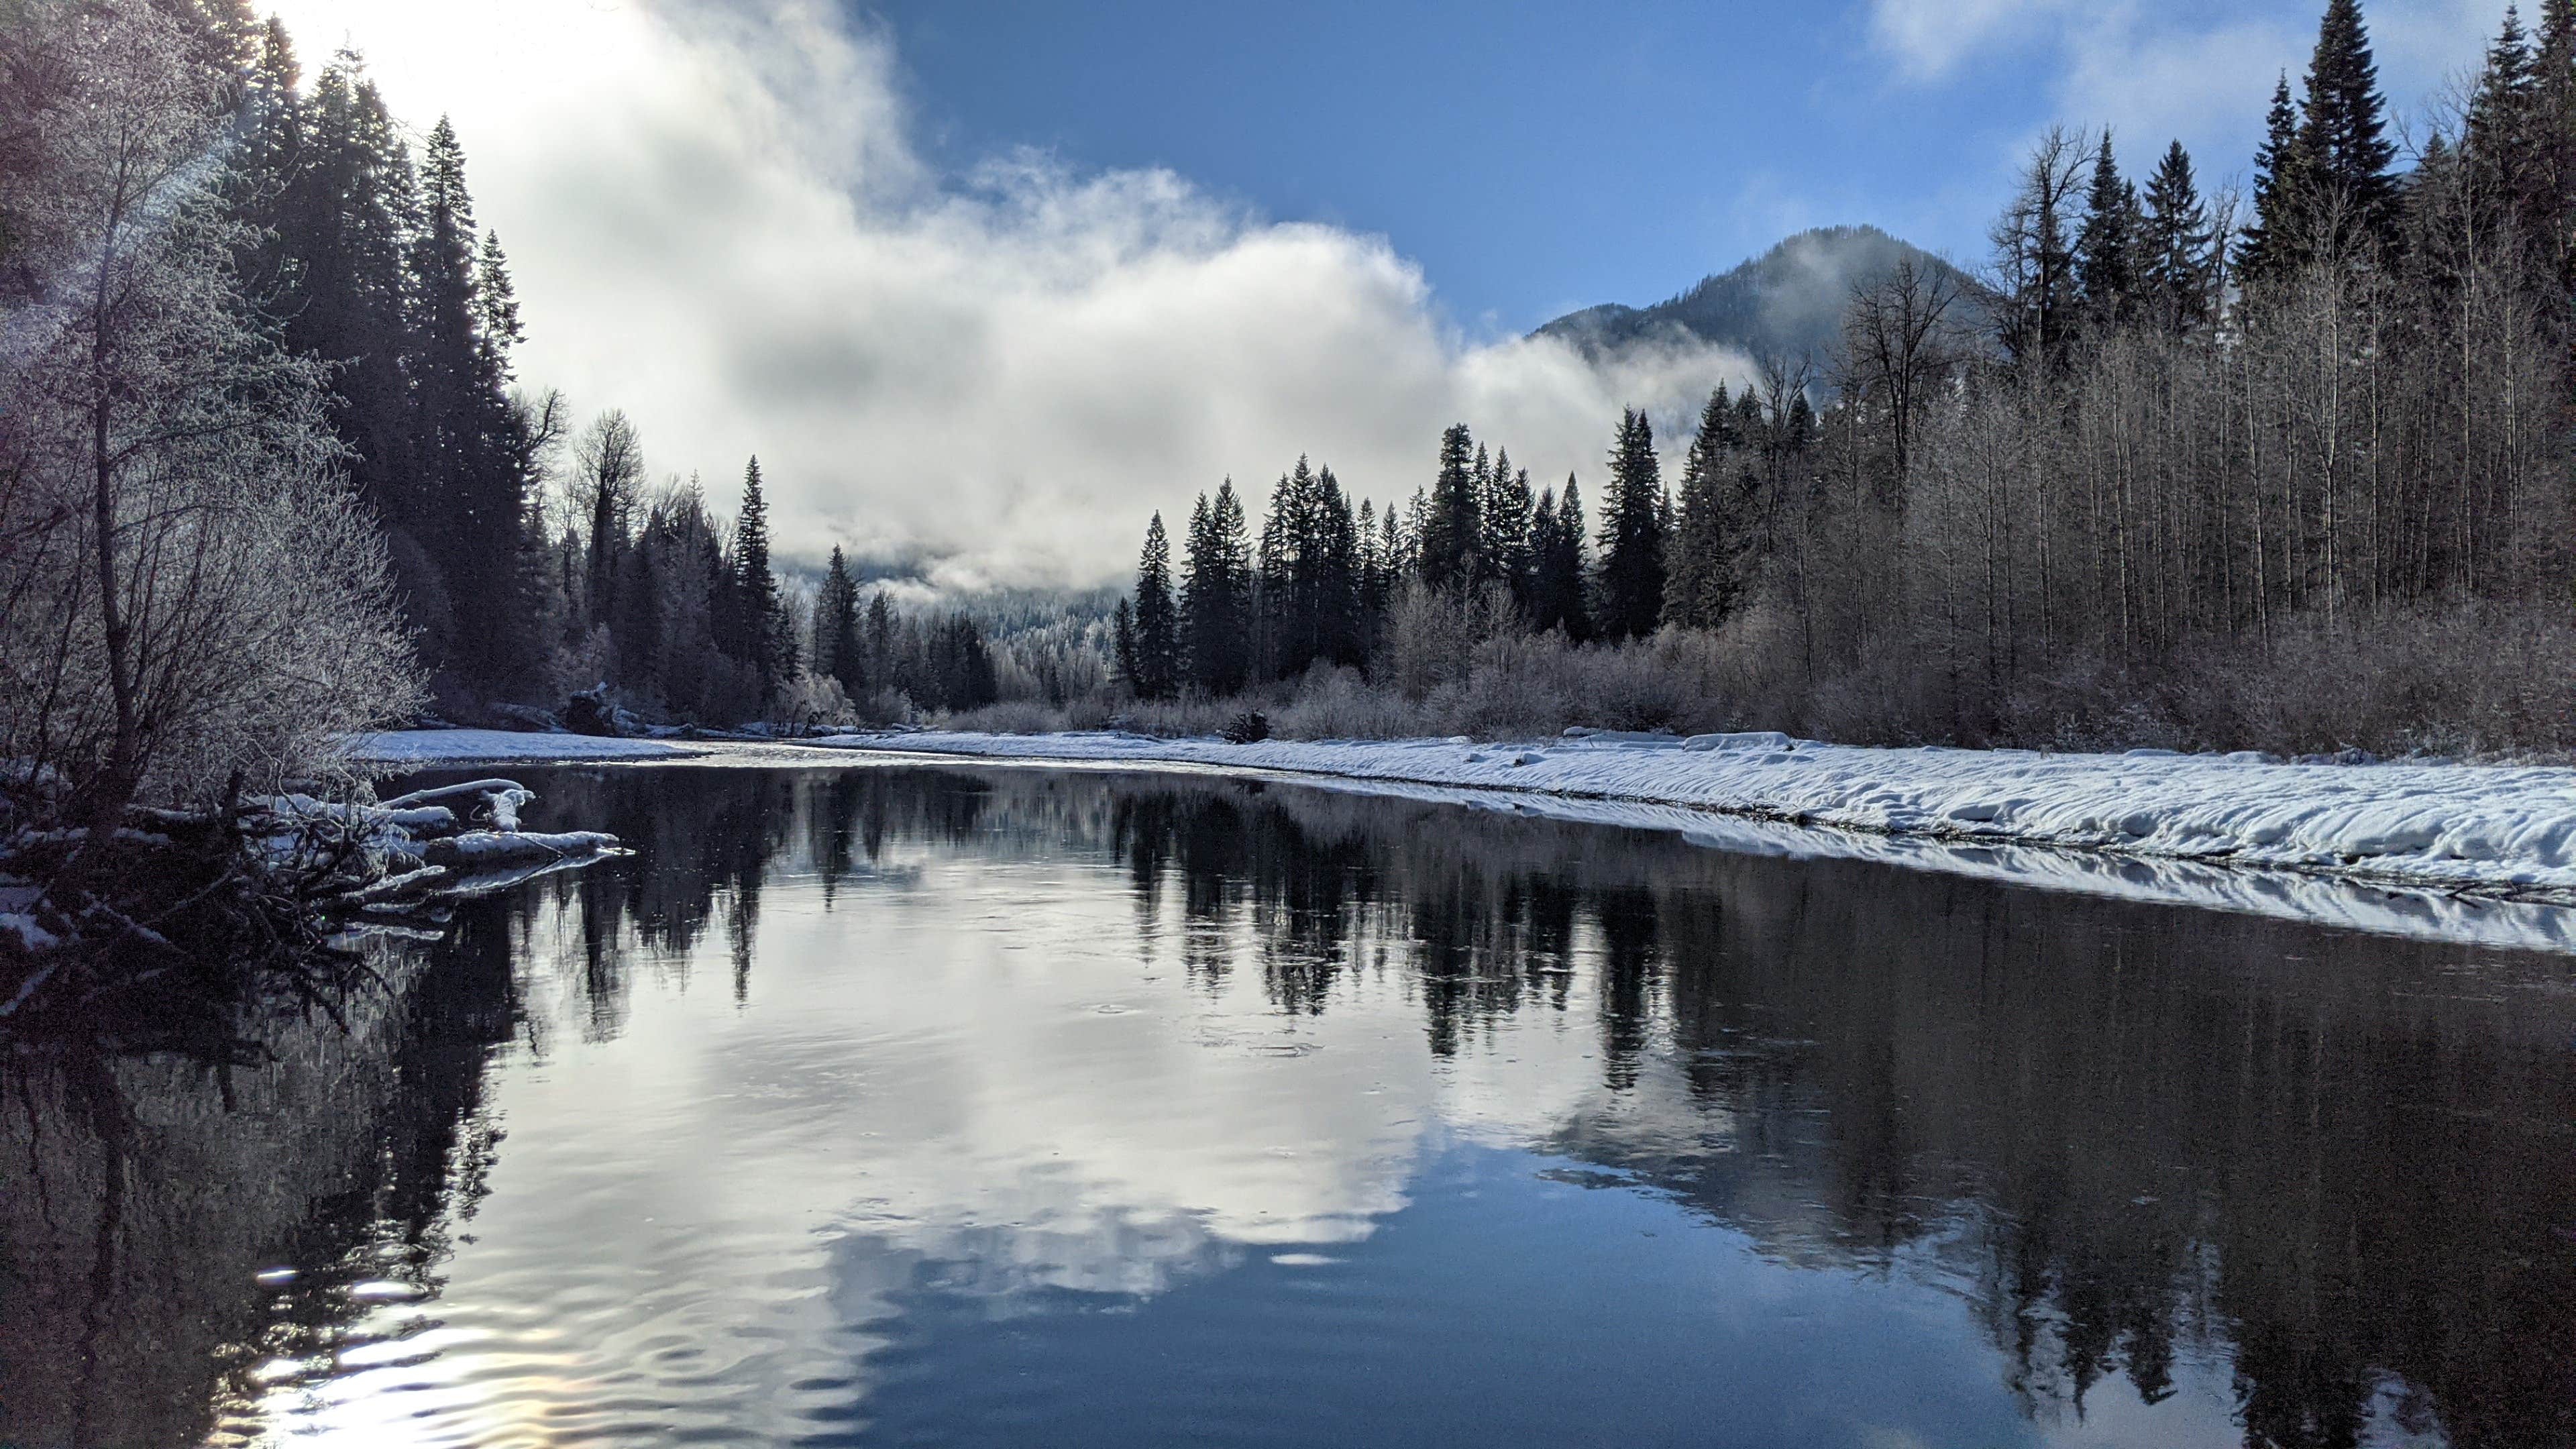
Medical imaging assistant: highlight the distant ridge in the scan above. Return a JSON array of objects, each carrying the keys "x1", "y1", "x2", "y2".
[{"x1": 1533, "y1": 225, "x2": 1974, "y2": 364}]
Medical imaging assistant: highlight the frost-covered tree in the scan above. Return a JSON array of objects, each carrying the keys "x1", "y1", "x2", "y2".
[{"x1": 0, "y1": 0, "x2": 419, "y2": 826}]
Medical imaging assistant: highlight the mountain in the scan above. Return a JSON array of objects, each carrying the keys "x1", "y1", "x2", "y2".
[{"x1": 1533, "y1": 225, "x2": 1976, "y2": 364}]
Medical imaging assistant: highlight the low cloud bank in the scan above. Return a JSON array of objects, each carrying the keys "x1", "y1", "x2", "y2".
[{"x1": 271, "y1": 0, "x2": 1746, "y2": 590}]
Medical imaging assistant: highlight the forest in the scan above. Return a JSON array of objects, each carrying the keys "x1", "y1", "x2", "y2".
[{"x1": 1097, "y1": 0, "x2": 2576, "y2": 755}]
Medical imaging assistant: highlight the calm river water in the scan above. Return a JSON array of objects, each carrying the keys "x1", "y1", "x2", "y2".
[{"x1": 4, "y1": 762, "x2": 2573, "y2": 1448}]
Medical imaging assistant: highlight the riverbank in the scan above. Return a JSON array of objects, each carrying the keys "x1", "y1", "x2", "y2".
[{"x1": 346, "y1": 727, "x2": 2576, "y2": 949}]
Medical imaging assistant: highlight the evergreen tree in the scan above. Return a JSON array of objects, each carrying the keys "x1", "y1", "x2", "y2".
[
  {"x1": 2530, "y1": 0, "x2": 2576, "y2": 282},
  {"x1": 865, "y1": 591, "x2": 897, "y2": 691},
  {"x1": 816, "y1": 545, "x2": 865, "y2": 698},
  {"x1": 732, "y1": 456, "x2": 783, "y2": 704},
  {"x1": 2075, "y1": 131, "x2": 2142, "y2": 323},
  {"x1": 2241, "y1": 74, "x2": 2312, "y2": 288},
  {"x1": 1664, "y1": 387, "x2": 1741, "y2": 631},
  {"x1": 1356, "y1": 497, "x2": 1389, "y2": 654},
  {"x1": 2140, "y1": 140, "x2": 2218, "y2": 335},
  {"x1": 1479, "y1": 447, "x2": 1534, "y2": 606},
  {"x1": 1419, "y1": 424, "x2": 1481, "y2": 592},
  {"x1": 1529, "y1": 476, "x2": 1592, "y2": 641},
  {"x1": 268, "y1": 53, "x2": 424, "y2": 570},
  {"x1": 473, "y1": 231, "x2": 524, "y2": 369},
  {"x1": 1310, "y1": 465, "x2": 1364, "y2": 668},
  {"x1": 2466, "y1": 6, "x2": 2541, "y2": 237},
  {"x1": 408, "y1": 116, "x2": 532, "y2": 687},
  {"x1": 1181, "y1": 483, "x2": 1253, "y2": 694},
  {"x1": 2300, "y1": 0, "x2": 2400, "y2": 256},
  {"x1": 1132, "y1": 512, "x2": 1180, "y2": 699},
  {"x1": 1595, "y1": 409, "x2": 1666, "y2": 641},
  {"x1": 225, "y1": 18, "x2": 303, "y2": 302},
  {"x1": 1112, "y1": 596, "x2": 1139, "y2": 694}
]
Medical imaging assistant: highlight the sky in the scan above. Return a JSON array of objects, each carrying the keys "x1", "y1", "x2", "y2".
[{"x1": 262, "y1": 0, "x2": 2508, "y2": 591}]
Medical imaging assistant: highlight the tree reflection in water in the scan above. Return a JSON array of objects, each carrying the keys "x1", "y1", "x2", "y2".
[{"x1": 3, "y1": 763, "x2": 2569, "y2": 1448}]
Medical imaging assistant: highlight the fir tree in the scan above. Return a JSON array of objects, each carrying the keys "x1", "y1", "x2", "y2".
[
  {"x1": 1133, "y1": 512, "x2": 1180, "y2": 700},
  {"x1": 1480, "y1": 447, "x2": 1534, "y2": 607},
  {"x1": 409, "y1": 116, "x2": 531, "y2": 688},
  {"x1": 1112, "y1": 597, "x2": 1139, "y2": 694},
  {"x1": 1529, "y1": 476, "x2": 1592, "y2": 641},
  {"x1": 473, "y1": 231, "x2": 525, "y2": 372},
  {"x1": 1181, "y1": 483, "x2": 1253, "y2": 694},
  {"x1": 1664, "y1": 387, "x2": 1739, "y2": 631},
  {"x1": 732, "y1": 456, "x2": 783, "y2": 704},
  {"x1": 2141, "y1": 140, "x2": 2217, "y2": 336},
  {"x1": 2300, "y1": 0, "x2": 2400, "y2": 255},
  {"x1": 274, "y1": 54, "x2": 423, "y2": 547},
  {"x1": 2075, "y1": 131, "x2": 2142, "y2": 323},
  {"x1": 1420, "y1": 424, "x2": 1481, "y2": 592},
  {"x1": 816, "y1": 545, "x2": 865, "y2": 698},
  {"x1": 2241, "y1": 73, "x2": 2312, "y2": 288},
  {"x1": 1595, "y1": 409, "x2": 1666, "y2": 641},
  {"x1": 2466, "y1": 5, "x2": 2540, "y2": 235}
]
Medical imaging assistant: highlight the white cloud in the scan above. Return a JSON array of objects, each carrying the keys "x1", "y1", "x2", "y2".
[
  {"x1": 1866, "y1": 0, "x2": 2078, "y2": 81},
  {"x1": 1869, "y1": 0, "x2": 2513, "y2": 186},
  {"x1": 262, "y1": 0, "x2": 1744, "y2": 592}
]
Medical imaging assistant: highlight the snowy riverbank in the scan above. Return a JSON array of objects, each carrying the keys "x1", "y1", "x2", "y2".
[{"x1": 350, "y1": 727, "x2": 2576, "y2": 952}]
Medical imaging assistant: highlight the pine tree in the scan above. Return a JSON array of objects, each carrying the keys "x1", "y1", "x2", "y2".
[
  {"x1": 2141, "y1": 140, "x2": 2217, "y2": 335},
  {"x1": 2300, "y1": 0, "x2": 2400, "y2": 256},
  {"x1": 1529, "y1": 476, "x2": 1592, "y2": 641},
  {"x1": 1112, "y1": 597, "x2": 1139, "y2": 694},
  {"x1": 272, "y1": 54, "x2": 424, "y2": 568},
  {"x1": 225, "y1": 18, "x2": 303, "y2": 302},
  {"x1": 816, "y1": 545, "x2": 865, "y2": 698},
  {"x1": 409, "y1": 116, "x2": 532, "y2": 688},
  {"x1": 1133, "y1": 512, "x2": 1180, "y2": 700},
  {"x1": 1595, "y1": 409, "x2": 1666, "y2": 641},
  {"x1": 2532, "y1": 0, "x2": 2576, "y2": 282},
  {"x1": 732, "y1": 457, "x2": 783, "y2": 704},
  {"x1": 474, "y1": 231, "x2": 525, "y2": 370},
  {"x1": 1664, "y1": 387, "x2": 1739, "y2": 631},
  {"x1": 2075, "y1": 131, "x2": 2142, "y2": 323},
  {"x1": 1310, "y1": 466, "x2": 1364, "y2": 668},
  {"x1": 2241, "y1": 74, "x2": 2312, "y2": 288},
  {"x1": 2467, "y1": 6, "x2": 2540, "y2": 237},
  {"x1": 1181, "y1": 484, "x2": 1252, "y2": 694},
  {"x1": 1480, "y1": 447, "x2": 1534, "y2": 607},
  {"x1": 1420, "y1": 424, "x2": 1481, "y2": 592}
]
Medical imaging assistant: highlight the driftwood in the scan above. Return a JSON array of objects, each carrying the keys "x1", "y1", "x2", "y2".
[{"x1": 0, "y1": 777, "x2": 625, "y2": 1028}]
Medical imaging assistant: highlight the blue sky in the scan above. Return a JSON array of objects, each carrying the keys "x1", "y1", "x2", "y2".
[{"x1": 861, "y1": 0, "x2": 2509, "y2": 334}]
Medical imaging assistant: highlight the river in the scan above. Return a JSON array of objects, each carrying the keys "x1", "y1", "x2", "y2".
[{"x1": 4, "y1": 762, "x2": 2571, "y2": 1448}]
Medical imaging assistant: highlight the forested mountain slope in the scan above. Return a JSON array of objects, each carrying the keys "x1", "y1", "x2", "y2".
[{"x1": 1534, "y1": 225, "x2": 1978, "y2": 361}]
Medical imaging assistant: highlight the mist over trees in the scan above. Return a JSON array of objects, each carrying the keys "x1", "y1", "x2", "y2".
[{"x1": 1102, "y1": 0, "x2": 2576, "y2": 756}]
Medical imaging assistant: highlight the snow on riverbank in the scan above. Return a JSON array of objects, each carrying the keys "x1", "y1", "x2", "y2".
[{"x1": 351, "y1": 727, "x2": 2576, "y2": 952}]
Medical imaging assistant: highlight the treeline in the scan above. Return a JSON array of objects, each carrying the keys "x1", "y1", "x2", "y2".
[
  {"x1": 550, "y1": 413, "x2": 1002, "y2": 724},
  {"x1": 1109, "y1": 0, "x2": 2576, "y2": 753}
]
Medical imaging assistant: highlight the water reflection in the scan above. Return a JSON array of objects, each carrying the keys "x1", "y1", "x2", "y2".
[{"x1": 3, "y1": 763, "x2": 2571, "y2": 1448}]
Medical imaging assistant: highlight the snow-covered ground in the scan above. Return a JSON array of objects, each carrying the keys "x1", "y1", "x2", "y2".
[{"x1": 350, "y1": 728, "x2": 2576, "y2": 953}]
